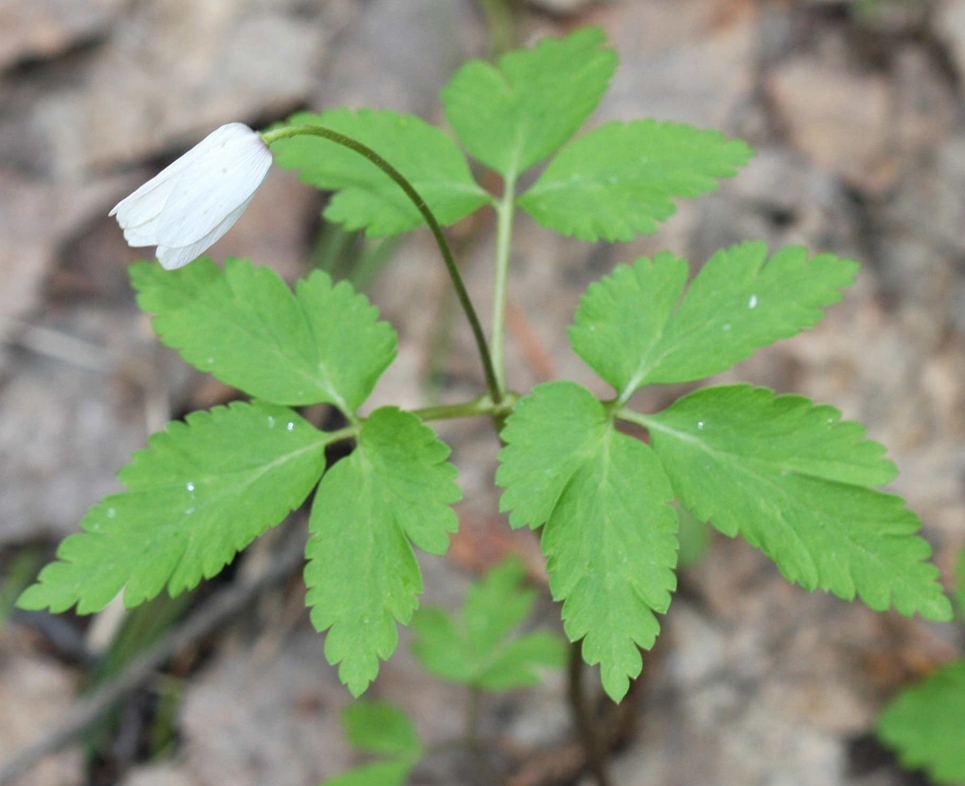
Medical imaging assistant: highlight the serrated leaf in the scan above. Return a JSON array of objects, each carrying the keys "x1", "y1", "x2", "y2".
[
  {"x1": 496, "y1": 382, "x2": 678, "y2": 701},
  {"x1": 443, "y1": 27, "x2": 617, "y2": 177},
  {"x1": 270, "y1": 108, "x2": 491, "y2": 237},
  {"x1": 18, "y1": 403, "x2": 330, "y2": 614},
  {"x1": 570, "y1": 243, "x2": 858, "y2": 399},
  {"x1": 518, "y1": 120, "x2": 753, "y2": 241},
  {"x1": 342, "y1": 701, "x2": 421, "y2": 757},
  {"x1": 644, "y1": 385, "x2": 952, "y2": 620},
  {"x1": 131, "y1": 258, "x2": 396, "y2": 411},
  {"x1": 305, "y1": 408, "x2": 461, "y2": 696},
  {"x1": 411, "y1": 557, "x2": 566, "y2": 691},
  {"x1": 877, "y1": 661, "x2": 965, "y2": 785}
]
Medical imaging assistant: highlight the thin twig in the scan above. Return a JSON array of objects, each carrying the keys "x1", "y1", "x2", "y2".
[
  {"x1": 0, "y1": 317, "x2": 114, "y2": 373},
  {"x1": 567, "y1": 640, "x2": 613, "y2": 786},
  {"x1": 0, "y1": 537, "x2": 306, "y2": 786}
]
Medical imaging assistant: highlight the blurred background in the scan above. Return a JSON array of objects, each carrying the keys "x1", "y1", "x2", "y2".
[{"x1": 1, "y1": 0, "x2": 964, "y2": 784}]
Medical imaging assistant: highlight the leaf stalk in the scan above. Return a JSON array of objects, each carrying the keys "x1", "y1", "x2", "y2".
[
  {"x1": 490, "y1": 171, "x2": 518, "y2": 401},
  {"x1": 261, "y1": 125, "x2": 502, "y2": 406}
]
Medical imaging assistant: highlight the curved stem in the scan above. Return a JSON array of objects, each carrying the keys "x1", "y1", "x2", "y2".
[
  {"x1": 261, "y1": 125, "x2": 502, "y2": 405},
  {"x1": 490, "y1": 174, "x2": 517, "y2": 400}
]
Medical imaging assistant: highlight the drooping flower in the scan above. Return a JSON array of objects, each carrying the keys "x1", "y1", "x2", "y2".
[{"x1": 110, "y1": 123, "x2": 273, "y2": 270}]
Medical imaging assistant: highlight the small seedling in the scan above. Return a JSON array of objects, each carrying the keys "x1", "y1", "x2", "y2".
[{"x1": 876, "y1": 548, "x2": 965, "y2": 785}]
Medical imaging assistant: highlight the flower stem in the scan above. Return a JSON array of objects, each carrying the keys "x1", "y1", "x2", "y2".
[
  {"x1": 261, "y1": 125, "x2": 502, "y2": 406},
  {"x1": 491, "y1": 173, "x2": 518, "y2": 400}
]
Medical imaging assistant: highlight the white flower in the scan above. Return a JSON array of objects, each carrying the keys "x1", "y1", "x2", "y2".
[{"x1": 110, "y1": 123, "x2": 273, "y2": 270}]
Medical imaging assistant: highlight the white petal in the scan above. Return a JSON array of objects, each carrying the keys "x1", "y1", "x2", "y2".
[
  {"x1": 109, "y1": 123, "x2": 258, "y2": 233},
  {"x1": 110, "y1": 130, "x2": 217, "y2": 226},
  {"x1": 122, "y1": 215, "x2": 160, "y2": 247},
  {"x1": 155, "y1": 195, "x2": 255, "y2": 270},
  {"x1": 157, "y1": 125, "x2": 272, "y2": 247},
  {"x1": 110, "y1": 171, "x2": 178, "y2": 236}
]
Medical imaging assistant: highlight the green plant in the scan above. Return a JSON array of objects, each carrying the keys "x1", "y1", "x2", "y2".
[
  {"x1": 17, "y1": 27, "x2": 952, "y2": 778},
  {"x1": 876, "y1": 548, "x2": 965, "y2": 785},
  {"x1": 323, "y1": 557, "x2": 566, "y2": 785}
]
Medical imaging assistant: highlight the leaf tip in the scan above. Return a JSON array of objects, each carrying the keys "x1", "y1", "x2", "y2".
[{"x1": 14, "y1": 583, "x2": 49, "y2": 612}]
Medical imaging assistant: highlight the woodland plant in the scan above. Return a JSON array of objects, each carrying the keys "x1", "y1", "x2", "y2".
[
  {"x1": 17, "y1": 27, "x2": 958, "y2": 783},
  {"x1": 876, "y1": 547, "x2": 965, "y2": 786}
]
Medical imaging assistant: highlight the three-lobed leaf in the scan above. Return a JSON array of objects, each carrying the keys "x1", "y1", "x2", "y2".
[
  {"x1": 411, "y1": 557, "x2": 566, "y2": 690},
  {"x1": 132, "y1": 258, "x2": 396, "y2": 413},
  {"x1": 305, "y1": 408, "x2": 461, "y2": 696},
  {"x1": 18, "y1": 402, "x2": 330, "y2": 613},
  {"x1": 496, "y1": 382, "x2": 678, "y2": 702},
  {"x1": 570, "y1": 243, "x2": 858, "y2": 400},
  {"x1": 877, "y1": 661, "x2": 965, "y2": 785},
  {"x1": 443, "y1": 27, "x2": 617, "y2": 177},
  {"x1": 271, "y1": 108, "x2": 491, "y2": 236},
  {"x1": 643, "y1": 385, "x2": 952, "y2": 620},
  {"x1": 518, "y1": 120, "x2": 753, "y2": 241}
]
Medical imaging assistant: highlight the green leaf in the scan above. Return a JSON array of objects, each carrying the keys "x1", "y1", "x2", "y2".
[
  {"x1": 323, "y1": 702, "x2": 421, "y2": 786},
  {"x1": 411, "y1": 557, "x2": 566, "y2": 691},
  {"x1": 496, "y1": 382, "x2": 678, "y2": 701},
  {"x1": 323, "y1": 761, "x2": 412, "y2": 786},
  {"x1": 18, "y1": 402, "x2": 330, "y2": 614},
  {"x1": 570, "y1": 243, "x2": 858, "y2": 399},
  {"x1": 305, "y1": 408, "x2": 461, "y2": 696},
  {"x1": 342, "y1": 701, "x2": 421, "y2": 757},
  {"x1": 408, "y1": 609, "x2": 468, "y2": 684},
  {"x1": 956, "y1": 547, "x2": 965, "y2": 622},
  {"x1": 675, "y1": 504, "x2": 711, "y2": 570},
  {"x1": 475, "y1": 632, "x2": 567, "y2": 691},
  {"x1": 644, "y1": 385, "x2": 952, "y2": 621},
  {"x1": 442, "y1": 27, "x2": 617, "y2": 177},
  {"x1": 877, "y1": 661, "x2": 965, "y2": 785},
  {"x1": 132, "y1": 258, "x2": 396, "y2": 412},
  {"x1": 270, "y1": 108, "x2": 491, "y2": 237},
  {"x1": 518, "y1": 120, "x2": 753, "y2": 241}
]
